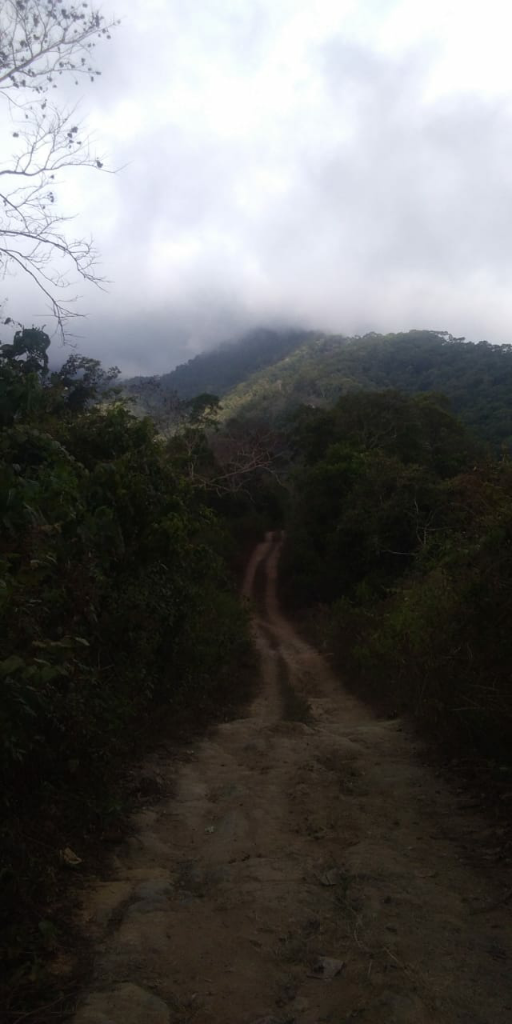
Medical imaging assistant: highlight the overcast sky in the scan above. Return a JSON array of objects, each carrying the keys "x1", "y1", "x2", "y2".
[{"x1": 4, "y1": 0, "x2": 512, "y2": 374}]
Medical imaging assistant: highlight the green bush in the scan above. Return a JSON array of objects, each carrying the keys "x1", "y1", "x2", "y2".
[
  {"x1": 282, "y1": 389, "x2": 512, "y2": 762},
  {"x1": 0, "y1": 330, "x2": 253, "y2": 988}
]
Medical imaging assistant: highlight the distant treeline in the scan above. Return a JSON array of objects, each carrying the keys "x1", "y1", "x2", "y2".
[
  {"x1": 219, "y1": 330, "x2": 512, "y2": 449},
  {"x1": 126, "y1": 328, "x2": 512, "y2": 450},
  {"x1": 124, "y1": 327, "x2": 311, "y2": 412}
]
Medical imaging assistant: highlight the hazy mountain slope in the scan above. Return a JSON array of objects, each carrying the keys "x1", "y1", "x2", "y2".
[
  {"x1": 123, "y1": 327, "x2": 512, "y2": 448},
  {"x1": 125, "y1": 328, "x2": 316, "y2": 401},
  {"x1": 219, "y1": 330, "x2": 512, "y2": 447}
]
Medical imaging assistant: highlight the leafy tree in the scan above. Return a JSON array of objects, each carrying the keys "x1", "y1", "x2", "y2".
[
  {"x1": 0, "y1": 324, "x2": 50, "y2": 374},
  {"x1": 186, "y1": 391, "x2": 221, "y2": 425},
  {"x1": 0, "y1": 325, "x2": 52, "y2": 424},
  {"x1": 282, "y1": 390, "x2": 474, "y2": 603},
  {"x1": 0, "y1": 327, "x2": 120, "y2": 424},
  {"x1": 55, "y1": 352, "x2": 120, "y2": 412}
]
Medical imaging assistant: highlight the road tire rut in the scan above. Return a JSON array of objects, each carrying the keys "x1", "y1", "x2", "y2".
[{"x1": 73, "y1": 533, "x2": 512, "y2": 1024}]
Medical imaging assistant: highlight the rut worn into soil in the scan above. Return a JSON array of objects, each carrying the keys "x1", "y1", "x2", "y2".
[{"x1": 73, "y1": 533, "x2": 512, "y2": 1024}]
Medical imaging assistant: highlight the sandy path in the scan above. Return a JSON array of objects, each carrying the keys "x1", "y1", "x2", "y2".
[{"x1": 73, "y1": 533, "x2": 512, "y2": 1024}]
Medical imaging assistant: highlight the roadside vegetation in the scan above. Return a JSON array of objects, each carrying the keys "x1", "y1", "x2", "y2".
[
  {"x1": 0, "y1": 329, "x2": 255, "y2": 1013},
  {"x1": 2, "y1": 2, "x2": 511, "y2": 1018},
  {"x1": 281, "y1": 389, "x2": 512, "y2": 764}
]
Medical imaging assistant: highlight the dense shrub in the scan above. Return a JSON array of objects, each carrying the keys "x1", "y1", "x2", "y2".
[
  {"x1": 282, "y1": 390, "x2": 512, "y2": 762},
  {"x1": 0, "y1": 330, "x2": 253, "y2": 988}
]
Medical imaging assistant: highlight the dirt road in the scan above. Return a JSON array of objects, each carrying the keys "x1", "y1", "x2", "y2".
[{"x1": 73, "y1": 533, "x2": 512, "y2": 1024}]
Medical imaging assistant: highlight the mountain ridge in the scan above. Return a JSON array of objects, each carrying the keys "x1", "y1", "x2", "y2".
[{"x1": 124, "y1": 327, "x2": 512, "y2": 448}]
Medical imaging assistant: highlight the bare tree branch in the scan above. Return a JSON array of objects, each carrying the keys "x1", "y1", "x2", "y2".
[
  {"x1": 0, "y1": 2, "x2": 119, "y2": 333},
  {"x1": 207, "y1": 422, "x2": 291, "y2": 495}
]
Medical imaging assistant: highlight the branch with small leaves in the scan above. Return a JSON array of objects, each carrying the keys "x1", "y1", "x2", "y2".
[
  {"x1": 0, "y1": 1, "x2": 119, "y2": 332},
  {"x1": 0, "y1": 1, "x2": 118, "y2": 95}
]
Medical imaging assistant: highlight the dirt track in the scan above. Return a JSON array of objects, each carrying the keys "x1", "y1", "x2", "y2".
[{"x1": 73, "y1": 533, "x2": 512, "y2": 1024}]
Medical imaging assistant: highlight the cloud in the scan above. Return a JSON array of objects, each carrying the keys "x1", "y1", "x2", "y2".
[{"x1": 3, "y1": 0, "x2": 512, "y2": 371}]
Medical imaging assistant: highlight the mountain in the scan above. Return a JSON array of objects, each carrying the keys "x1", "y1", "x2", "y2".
[
  {"x1": 124, "y1": 327, "x2": 512, "y2": 448},
  {"x1": 123, "y1": 328, "x2": 315, "y2": 411},
  {"x1": 218, "y1": 329, "x2": 512, "y2": 447}
]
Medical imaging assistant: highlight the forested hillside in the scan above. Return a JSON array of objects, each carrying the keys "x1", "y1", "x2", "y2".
[
  {"x1": 220, "y1": 330, "x2": 512, "y2": 447},
  {"x1": 124, "y1": 329, "x2": 512, "y2": 450},
  {"x1": 123, "y1": 327, "x2": 312, "y2": 416}
]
